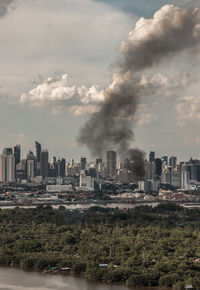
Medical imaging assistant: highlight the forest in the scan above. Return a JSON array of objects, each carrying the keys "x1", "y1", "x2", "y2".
[{"x1": 0, "y1": 203, "x2": 200, "y2": 289}]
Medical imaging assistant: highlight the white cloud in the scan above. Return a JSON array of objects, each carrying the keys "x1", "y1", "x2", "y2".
[
  {"x1": 20, "y1": 73, "x2": 104, "y2": 114},
  {"x1": 20, "y1": 74, "x2": 76, "y2": 106},
  {"x1": 175, "y1": 96, "x2": 200, "y2": 125}
]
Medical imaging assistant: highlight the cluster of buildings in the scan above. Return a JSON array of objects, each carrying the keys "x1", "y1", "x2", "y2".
[
  {"x1": 143, "y1": 151, "x2": 200, "y2": 192},
  {"x1": 0, "y1": 143, "x2": 200, "y2": 197}
]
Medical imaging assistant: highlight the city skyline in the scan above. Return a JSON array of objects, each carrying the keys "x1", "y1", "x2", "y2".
[{"x1": 0, "y1": 141, "x2": 200, "y2": 164}]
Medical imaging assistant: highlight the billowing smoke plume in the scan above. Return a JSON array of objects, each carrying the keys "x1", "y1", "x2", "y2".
[
  {"x1": 124, "y1": 149, "x2": 146, "y2": 179},
  {"x1": 0, "y1": 0, "x2": 18, "y2": 18},
  {"x1": 78, "y1": 5, "x2": 200, "y2": 178}
]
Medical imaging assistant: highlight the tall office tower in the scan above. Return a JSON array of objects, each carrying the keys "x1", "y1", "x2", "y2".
[
  {"x1": 169, "y1": 156, "x2": 177, "y2": 170},
  {"x1": 107, "y1": 151, "x2": 117, "y2": 179},
  {"x1": 50, "y1": 157, "x2": 56, "y2": 169},
  {"x1": 172, "y1": 166, "x2": 181, "y2": 188},
  {"x1": 149, "y1": 151, "x2": 155, "y2": 163},
  {"x1": 56, "y1": 158, "x2": 66, "y2": 177},
  {"x1": 26, "y1": 151, "x2": 36, "y2": 181},
  {"x1": 145, "y1": 160, "x2": 155, "y2": 180},
  {"x1": 80, "y1": 157, "x2": 87, "y2": 170},
  {"x1": 169, "y1": 156, "x2": 177, "y2": 184},
  {"x1": 0, "y1": 155, "x2": 6, "y2": 182},
  {"x1": 35, "y1": 141, "x2": 41, "y2": 163},
  {"x1": 161, "y1": 165, "x2": 171, "y2": 184},
  {"x1": 40, "y1": 150, "x2": 49, "y2": 179},
  {"x1": 96, "y1": 158, "x2": 103, "y2": 172},
  {"x1": 27, "y1": 159, "x2": 35, "y2": 180},
  {"x1": 0, "y1": 153, "x2": 15, "y2": 182},
  {"x1": 14, "y1": 145, "x2": 21, "y2": 165},
  {"x1": 2, "y1": 148, "x2": 13, "y2": 155},
  {"x1": 181, "y1": 163, "x2": 192, "y2": 189},
  {"x1": 60, "y1": 158, "x2": 66, "y2": 177},
  {"x1": 154, "y1": 158, "x2": 162, "y2": 178},
  {"x1": 16, "y1": 159, "x2": 27, "y2": 180},
  {"x1": 161, "y1": 156, "x2": 168, "y2": 164},
  {"x1": 6, "y1": 155, "x2": 15, "y2": 182}
]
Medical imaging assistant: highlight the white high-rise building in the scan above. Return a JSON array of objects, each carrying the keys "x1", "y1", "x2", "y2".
[
  {"x1": 0, "y1": 154, "x2": 15, "y2": 182},
  {"x1": 0, "y1": 155, "x2": 6, "y2": 182},
  {"x1": 6, "y1": 155, "x2": 15, "y2": 182},
  {"x1": 181, "y1": 163, "x2": 192, "y2": 190},
  {"x1": 79, "y1": 170, "x2": 94, "y2": 191},
  {"x1": 27, "y1": 159, "x2": 35, "y2": 180}
]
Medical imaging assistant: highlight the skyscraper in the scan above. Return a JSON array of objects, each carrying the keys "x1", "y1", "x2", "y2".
[
  {"x1": 0, "y1": 153, "x2": 15, "y2": 182},
  {"x1": 169, "y1": 156, "x2": 177, "y2": 170},
  {"x1": 26, "y1": 151, "x2": 36, "y2": 181},
  {"x1": 6, "y1": 155, "x2": 15, "y2": 182},
  {"x1": 80, "y1": 157, "x2": 87, "y2": 170},
  {"x1": 40, "y1": 150, "x2": 49, "y2": 179},
  {"x1": 154, "y1": 158, "x2": 162, "y2": 178},
  {"x1": 107, "y1": 151, "x2": 117, "y2": 179},
  {"x1": 149, "y1": 151, "x2": 155, "y2": 163},
  {"x1": 0, "y1": 155, "x2": 6, "y2": 182},
  {"x1": 35, "y1": 141, "x2": 41, "y2": 163},
  {"x1": 14, "y1": 145, "x2": 21, "y2": 165},
  {"x1": 161, "y1": 156, "x2": 168, "y2": 164},
  {"x1": 56, "y1": 158, "x2": 66, "y2": 177}
]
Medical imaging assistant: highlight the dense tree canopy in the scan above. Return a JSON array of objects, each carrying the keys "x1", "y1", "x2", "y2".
[{"x1": 0, "y1": 203, "x2": 200, "y2": 289}]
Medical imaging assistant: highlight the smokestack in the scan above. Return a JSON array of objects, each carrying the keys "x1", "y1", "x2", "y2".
[{"x1": 78, "y1": 5, "x2": 200, "y2": 178}]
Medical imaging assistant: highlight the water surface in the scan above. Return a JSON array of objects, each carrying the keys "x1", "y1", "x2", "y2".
[{"x1": 0, "y1": 267, "x2": 165, "y2": 290}]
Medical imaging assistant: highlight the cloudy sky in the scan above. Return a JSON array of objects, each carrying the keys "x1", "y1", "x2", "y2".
[{"x1": 1, "y1": 0, "x2": 200, "y2": 161}]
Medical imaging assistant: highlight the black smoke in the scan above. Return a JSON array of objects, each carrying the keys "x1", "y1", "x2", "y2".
[{"x1": 78, "y1": 5, "x2": 200, "y2": 178}]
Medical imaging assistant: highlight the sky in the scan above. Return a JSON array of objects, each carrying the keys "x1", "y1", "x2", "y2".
[{"x1": 1, "y1": 0, "x2": 200, "y2": 162}]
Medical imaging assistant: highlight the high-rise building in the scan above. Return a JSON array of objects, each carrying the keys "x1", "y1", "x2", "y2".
[
  {"x1": 26, "y1": 151, "x2": 36, "y2": 181},
  {"x1": 161, "y1": 156, "x2": 168, "y2": 164},
  {"x1": 161, "y1": 165, "x2": 171, "y2": 184},
  {"x1": 0, "y1": 155, "x2": 6, "y2": 182},
  {"x1": 27, "y1": 159, "x2": 35, "y2": 181},
  {"x1": 169, "y1": 156, "x2": 177, "y2": 170},
  {"x1": 16, "y1": 159, "x2": 27, "y2": 180},
  {"x1": 14, "y1": 145, "x2": 21, "y2": 165},
  {"x1": 145, "y1": 160, "x2": 155, "y2": 180},
  {"x1": 40, "y1": 150, "x2": 49, "y2": 179},
  {"x1": 80, "y1": 157, "x2": 87, "y2": 170},
  {"x1": 149, "y1": 151, "x2": 155, "y2": 163},
  {"x1": 0, "y1": 153, "x2": 15, "y2": 182},
  {"x1": 154, "y1": 158, "x2": 162, "y2": 178},
  {"x1": 35, "y1": 141, "x2": 41, "y2": 163},
  {"x1": 79, "y1": 170, "x2": 94, "y2": 190},
  {"x1": 181, "y1": 163, "x2": 192, "y2": 189},
  {"x1": 56, "y1": 158, "x2": 66, "y2": 177},
  {"x1": 6, "y1": 155, "x2": 15, "y2": 182},
  {"x1": 107, "y1": 151, "x2": 117, "y2": 179}
]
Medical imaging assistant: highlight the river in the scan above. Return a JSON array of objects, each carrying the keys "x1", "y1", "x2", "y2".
[
  {"x1": 0, "y1": 268, "x2": 168, "y2": 290},
  {"x1": 0, "y1": 202, "x2": 159, "y2": 210}
]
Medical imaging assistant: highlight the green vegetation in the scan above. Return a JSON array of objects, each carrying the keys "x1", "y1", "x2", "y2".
[{"x1": 0, "y1": 203, "x2": 200, "y2": 289}]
